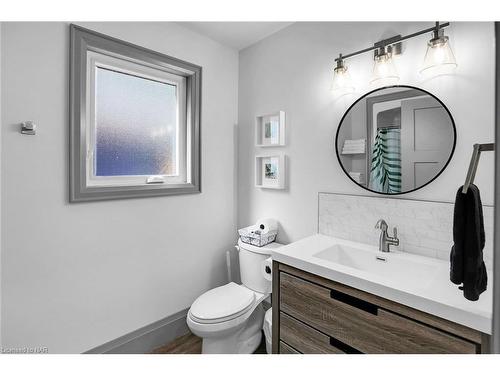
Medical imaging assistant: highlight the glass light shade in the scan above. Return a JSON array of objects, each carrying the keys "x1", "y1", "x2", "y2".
[
  {"x1": 370, "y1": 53, "x2": 399, "y2": 86},
  {"x1": 331, "y1": 65, "x2": 355, "y2": 97},
  {"x1": 420, "y1": 36, "x2": 457, "y2": 76}
]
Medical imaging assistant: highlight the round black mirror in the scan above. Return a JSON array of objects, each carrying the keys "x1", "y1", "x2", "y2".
[{"x1": 336, "y1": 85, "x2": 456, "y2": 195}]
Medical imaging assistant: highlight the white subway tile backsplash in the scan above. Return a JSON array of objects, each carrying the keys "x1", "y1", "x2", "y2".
[{"x1": 318, "y1": 193, "x2": 494, "y2": 270}]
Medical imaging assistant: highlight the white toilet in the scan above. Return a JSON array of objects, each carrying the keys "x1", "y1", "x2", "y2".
[{"x1": 186, "y1": 239, "x2": 282, "y2": 354}]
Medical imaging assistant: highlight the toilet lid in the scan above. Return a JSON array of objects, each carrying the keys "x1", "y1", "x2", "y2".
[{"x1": 189, "y1": 282, "x2": 255, "y2": 323}]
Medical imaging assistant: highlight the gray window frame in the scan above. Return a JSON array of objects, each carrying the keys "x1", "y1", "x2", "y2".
[{"x1": 70, "y1": 24, "x2": 201, "y2": 202}]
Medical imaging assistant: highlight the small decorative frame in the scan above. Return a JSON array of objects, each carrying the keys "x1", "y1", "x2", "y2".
[
  {"x1": 255, "y1": 155, "x2": 286, "y2": 189},
  {"x1": 255, "y1": 111, "x2": 286, "y2": 147}
]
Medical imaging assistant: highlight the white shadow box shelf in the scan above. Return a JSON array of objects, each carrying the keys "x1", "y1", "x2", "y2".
[
  {"x1": 255, "y1": 155, "x2": 286, "y2": 189},
  {"x1": 255, "y1": 111, "x2": 286, "y2": 147}
]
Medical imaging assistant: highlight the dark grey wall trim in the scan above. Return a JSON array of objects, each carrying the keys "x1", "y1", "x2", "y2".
[
  {"x1": 492, "y1": 21, "x2": 500, "y2": 354},
  {"x1": 84, "y1": 308, "x2": 190, "y2": 354}
]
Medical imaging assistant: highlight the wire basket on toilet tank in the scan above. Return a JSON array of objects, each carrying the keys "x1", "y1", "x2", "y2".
[{"x1": 238, "y1": 226, "x2": 277, "y2": 247}]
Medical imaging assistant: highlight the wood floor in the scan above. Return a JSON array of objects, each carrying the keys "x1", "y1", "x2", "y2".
[
  {"x1": 151, "y1": 333, "x2": 202, "y2": 354},
  {"x1": 151, "y1": 332, "x2": 267, "y2": 354}
]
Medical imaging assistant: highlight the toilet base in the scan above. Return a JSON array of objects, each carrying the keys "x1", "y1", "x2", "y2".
[{"x1": 200, "y1": 304, "x2": 265, "y2": 354}]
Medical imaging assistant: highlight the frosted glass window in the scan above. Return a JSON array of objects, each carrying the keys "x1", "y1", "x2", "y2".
[
  {"x1": 94, "y1": 67, "x2": 178, "y2": 177},
  {"x1": 70, "y1": 25, "x2": 201, "y2": 202}
]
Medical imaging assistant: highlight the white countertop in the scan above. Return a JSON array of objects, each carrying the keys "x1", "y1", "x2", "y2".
[{"x1": 272, "y1": 234, "x2": 492, "y2": 334}]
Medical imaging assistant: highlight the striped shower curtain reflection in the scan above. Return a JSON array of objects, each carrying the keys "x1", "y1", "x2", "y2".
[{"x1": 369, "y1": 128, "x2": 401, "y2": 193}]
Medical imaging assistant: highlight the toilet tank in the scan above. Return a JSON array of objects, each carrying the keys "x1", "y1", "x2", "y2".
[{"x1": 237, "y1": 239, "x2": 283, "y2": 294}]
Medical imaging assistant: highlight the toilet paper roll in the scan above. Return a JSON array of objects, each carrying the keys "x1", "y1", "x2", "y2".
[
  {"x1": 256, "y1": 218, "x2": 278, "y2": 234},
  {"x1": 261, "y1": 256, "x2": 273, "y2": 281},
  {"x1": 247, "y1": 224, "x2": 260, "y2": 233}
]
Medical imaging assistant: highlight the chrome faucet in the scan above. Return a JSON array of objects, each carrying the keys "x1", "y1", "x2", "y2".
[{"x1": 375, "y1": 219, "x2": 399, "y2": 253}]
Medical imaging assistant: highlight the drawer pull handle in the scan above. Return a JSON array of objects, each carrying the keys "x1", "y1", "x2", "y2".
[
  {"x1": 330, "y1": 289, "x2": 378, "y2": 315},
  {"x1": 329, "y1": 337, "x2": 362, "y2": 354}
]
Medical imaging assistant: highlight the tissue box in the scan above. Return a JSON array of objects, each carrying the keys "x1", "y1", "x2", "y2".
[{"x1": 238, "y1": 226, "x2": 277, "y2": 247}]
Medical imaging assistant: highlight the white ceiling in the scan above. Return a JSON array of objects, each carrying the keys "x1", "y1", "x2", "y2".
[{"x1": 179, "y1": 22, "x2": 294, "y2": 50}]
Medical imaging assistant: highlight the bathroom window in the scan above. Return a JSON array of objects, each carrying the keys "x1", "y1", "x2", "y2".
[
  {"x1": 89, "y1": 53, "x2": 187, "y2": 185},
  {"x1": 70, "y1": 25, "x2": 201, "y2": 201}
]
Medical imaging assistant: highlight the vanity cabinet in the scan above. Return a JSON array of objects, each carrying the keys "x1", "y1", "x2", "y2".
[{"x1": 272, "y1": 262, "x2": 489, "y2": 354}]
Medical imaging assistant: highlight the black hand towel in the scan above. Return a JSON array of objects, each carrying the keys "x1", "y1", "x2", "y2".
[{"x1": 450, "y1": 184, "x2": 487, "y2": 301}]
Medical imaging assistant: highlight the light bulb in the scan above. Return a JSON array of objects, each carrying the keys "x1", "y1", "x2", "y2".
[
  {"x1": 371, "y1": 52, "x2": 399, "y2": 86},
  {"x1": 331, "y1": 58, "x2": 354, "y2": 97},
  {"x1": 420, "y1": 35, "x2": 457, "y2": 76}
]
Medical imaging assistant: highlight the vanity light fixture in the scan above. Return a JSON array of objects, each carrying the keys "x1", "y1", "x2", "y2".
[
  {"x1": 333, "y1": 22, "x2": 453, "y2": 86},
  {"x1": 420, "y1": 22, "x2": 457, "y2": 76},
  {"x1": 371, "y1": 46, "x2": 400, "y2": 86},
  {"x1": 331, "y1": 54, "x2": 355, "y2": 96}
]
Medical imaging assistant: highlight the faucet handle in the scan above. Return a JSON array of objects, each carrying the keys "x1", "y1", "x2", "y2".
[{"x1": 391, "y1": 227, "x2": 400, "y2": 247}]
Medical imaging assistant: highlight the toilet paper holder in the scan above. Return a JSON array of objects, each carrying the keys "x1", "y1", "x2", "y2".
[{"x1": 261, "y1": 256, "x2": 273, "y2": 282}]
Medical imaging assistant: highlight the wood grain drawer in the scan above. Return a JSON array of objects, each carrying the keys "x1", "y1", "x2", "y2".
[
  {"x1": 280, "y1": 272, "x2": 478, "y2": 354},
  {"x1": 281, "y1": 312, "x2": 347, "y2": 354},
  {"x1": 279, "y1": 341, "x2": 300, "y2": 354}
]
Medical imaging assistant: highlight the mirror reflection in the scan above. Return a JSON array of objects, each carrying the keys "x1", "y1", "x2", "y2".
[{"x1": 336, "y1": 86, "x2": 456, "y2": 194}]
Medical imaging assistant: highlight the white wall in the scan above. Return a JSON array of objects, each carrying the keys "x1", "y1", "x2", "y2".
[
  {"x1": 1, "y1": 22, "x2": 239, "y2": 353},
  {"x1": 238, "y1": 22, "x2": 496, "y2": 244}
]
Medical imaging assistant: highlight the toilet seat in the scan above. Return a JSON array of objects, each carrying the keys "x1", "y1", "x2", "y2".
[{"x1": 189, "y1": 282, "x2": 256, "y2": 324}]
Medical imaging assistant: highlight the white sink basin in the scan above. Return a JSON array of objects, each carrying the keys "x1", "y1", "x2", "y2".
[
  {"x1": 271, "y1": 234, "x2": 492, "y2": 334},
  {"x1": 313, "y1": 244, "x2": 440, "y2": 290}
]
